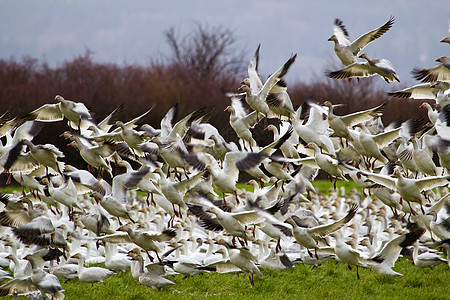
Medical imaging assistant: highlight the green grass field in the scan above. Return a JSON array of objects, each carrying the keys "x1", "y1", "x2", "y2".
[
  {"x1": 2, "y1": 181, "x2": 448, "y2": 299},
  {"x1": 59, "y1": 258, "x2": 449, "y2": 300}
]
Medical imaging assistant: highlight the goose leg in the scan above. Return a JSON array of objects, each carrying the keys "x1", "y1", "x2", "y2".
[{"x1": 155, "y1": 251, "x2": 162, "y2": 263}]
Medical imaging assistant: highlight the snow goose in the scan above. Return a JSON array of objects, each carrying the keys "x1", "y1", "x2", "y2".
[
  {"x1": 323, "y1": 101, "x2": 386, "y2": 146},
  {"x1": 388, "y1": 82, "x2": 450, "y2": 108},
  {"x1": 327, "y1": 54, "x2": 399, "y2": 83},
  {"x1": 352, "y1": 121, "x2": 410, "y2": 168},
  {"x1": 0, "y1": 196, "x2": 44, "y2": 230},
  {"x1": 265, "y1": 123, "x2": 300, "y2": 159},
  {"x1": 50, "y1": 254, "x2": 79, "y2": 283},
  {"x1": 114, "y1": 120, "x2": 152, "y2": 157},
  {"x1": 332, "y1": 231, "x2": 368, "y2": 279},
  {"x1": 435, "y1": 103, "x2": 450, "y2": 140},
  {"x1": 116, "y1": 159, "x2": 160, "y2": 205},
  {"x1": 0, "y1": 120, "x2": 43, "y2": 175},
  {"x1": 24, "y1": 254, "x2": 64, "y2": 299},
  {"x1": 197, "y1": 152, "x2": 240, "y2": 204},
  {"x1": 366, "y1": 223, "x2": 426, "y2": 276},
  {"x1": 24, "y1": 95, "x2": 95, "y2": 134},
  {"x1": 239, "y1": 53, "x2": 297, "y2": 120},
  {"x1": 153, "y1": 167, "x2": 205, "y2": 219},
  {"x1": 198, "y1": 150, "x2": 274, "y2": 205},
  {"x1": 224, "y1": 96, "x2": 258, "y2": 151},
  {"x1": 424, "y1": 135, "x2": 450, "y2": 173},
  {"x1": 128, "y1": 251, "x2": 175, "y2": 289},
  {"x1": 360, "y1": 53, "x2": 400, "y2": 83},
  {"x1": 70, "y1": 253, "x2": 115, "y2": 286},
  {"x1": 419, "y1": 102, "x2": 440, "y2": 125},
  {"x1": 21, "y1": 139, "x2": 65, "y2": 176},
  {"x1": 215, "y1": 239, "x2": 263, "y2": 286},
  {"x1": 248, "y1": 201, "x2": 294, "y2": 252},
  {"x1": 291, "y1": 103, "x2": 336, "y2": 157},
  {"x1": 93, "y1": 192, "x2": 135, "y2": 225},
  {"x1": 187, "y1": 194, "x2": 265, "y2": 246},
  {"x1": 43, "y1": 177, "x2": 82, "y2": 220},
  {"x1": 412, "y1": 242, "x2": 447, "y2": 268},
  {"x1": 116, "y1": 224, "x2": 177, "y2": 262},
  {"x1": 259, "y1": 248, "x2": 293, "y2": 271},
  {"x1": 411, "y1": 137, "x2": 438, "y2": 176},
  {"x1": 11, "y1": 215, "x2": 62, "y2": 248},
  {"x1": 305, "y1": 142, "x2": 348, "y2": 188},
  {"x1": 0, "y1": 255, "x2": 64, "y2": 299},
  {"x1": 103, "y1": 242, "x2": 131, "y2": 273},
  {"x1": 65, "y1": 134, "x2": 113, "y2": 176},
  {"x1": 285, "y1": 204, "x2": 358, "y2": 259},
  {"x1": 347, "y1": 165, "x2": 450, "y2": 214},
  {"x1": 412, "y1": 56, "x2": 450, "y2": 83},
  {"x1": 242, "y1": 45, "x2": 296, "y2": 119},
  {"x1": 328, "y1": 16, "x2": 395, "y2": 66}
]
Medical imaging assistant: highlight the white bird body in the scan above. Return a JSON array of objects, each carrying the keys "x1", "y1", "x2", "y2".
[
  {"x1": 328, "y1": 16, "x2": 395, "y2": 66},
  {"x1": 412, "y1": 242, "x2": 446, "y2": 268},
  {"x1": 72, "y1": 253, "x2": 115, "y2": 285}
]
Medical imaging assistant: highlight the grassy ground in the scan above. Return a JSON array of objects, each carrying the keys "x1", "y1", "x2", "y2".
[
  {"x1": 59, "y1": 258, "x2": 449, "y2": 300},
  {"x1": 3, "y1": 181, "x2": 448, "y2": 299}
]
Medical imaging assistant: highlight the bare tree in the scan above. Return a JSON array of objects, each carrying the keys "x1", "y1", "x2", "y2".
[{"x1": 163, "y1": 22, "x2": 245, "y2": 80}]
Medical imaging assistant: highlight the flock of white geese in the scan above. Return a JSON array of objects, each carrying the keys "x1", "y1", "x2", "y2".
[{"x1": 0, "y1": 16, "x2": 449, "y2": 299}]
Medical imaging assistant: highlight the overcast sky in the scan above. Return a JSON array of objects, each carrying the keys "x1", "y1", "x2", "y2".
[{"x1": 1, "y1": 0, "x2": 449, "y2": 87}]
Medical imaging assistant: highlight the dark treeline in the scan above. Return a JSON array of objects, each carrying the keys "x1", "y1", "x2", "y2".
[{"x1": 0, "y1": 52, "x2": 427, "y2": 132}]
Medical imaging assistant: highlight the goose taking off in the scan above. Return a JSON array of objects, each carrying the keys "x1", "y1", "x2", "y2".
[
  {"x1": 328, "y1": 16, "x2": 395, "y2": 66},
  {"x1": 326, "y1": 53, "x2": 399, "y2": 83}
]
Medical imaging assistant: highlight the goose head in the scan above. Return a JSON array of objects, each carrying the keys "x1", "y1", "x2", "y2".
[
  {"x1": 358, "y1": 53, "x2": 370, "y2": 61},
  {"x1": 54, "y1": 95, "x2": 64, "y2": 103},
  {"x1": 327, "y1": 35, "x2": 338, "y2": 43},
  {"x1": 240, "y1": 78, "x2": 250, "y2": 86}
]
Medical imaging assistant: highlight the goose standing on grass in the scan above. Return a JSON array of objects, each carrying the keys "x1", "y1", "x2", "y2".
[
  {"x1": 104, "y1": 242, "x2": 131, "y2": 273},
  {"x1": 332, "y1": 231, "x2": 368, "y2": 279},
  {"x1": 24, "y1": 254, "x2": 64, "y2": 299},
  {"x1": 128, "y1": 251, "x2": 175, "y2": 289},
  {"x1": 328, "y1": 16, "x2": 395, "y2": 66},
  {"x1": 412, "y1": 242, "x2": 447, "y2": 269},
  {"x1": 70, "y1": 253, "x2": 115, "y2": 286},
  {"x1": 216, "y1": 239, "x2": 263, "y2": 287}
]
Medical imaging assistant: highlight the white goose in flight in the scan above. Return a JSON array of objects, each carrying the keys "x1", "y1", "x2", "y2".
[{"x1": 328, "y1": 16, "x2": 395, "y2": 66}]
